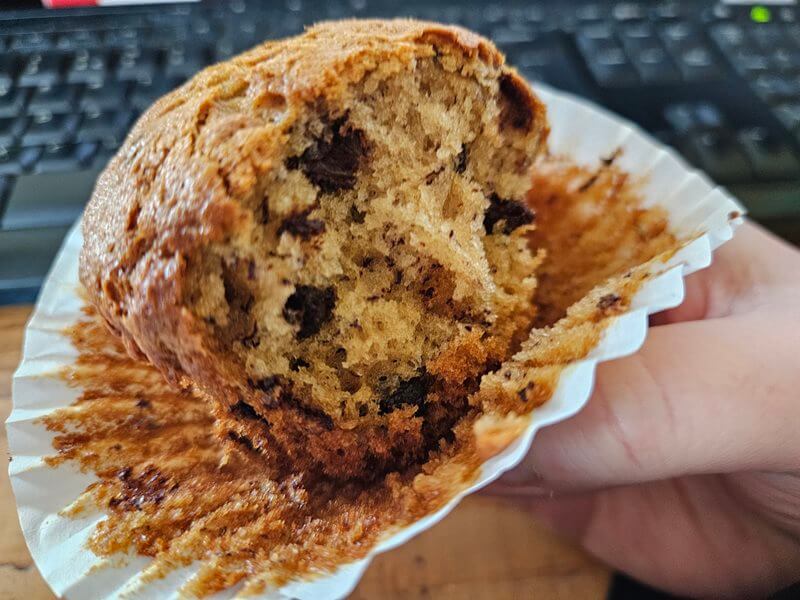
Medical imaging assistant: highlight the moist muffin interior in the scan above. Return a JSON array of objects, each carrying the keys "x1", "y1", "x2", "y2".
[{"x1": 186, "y1": 61, "x2": 539, "y2": 427}]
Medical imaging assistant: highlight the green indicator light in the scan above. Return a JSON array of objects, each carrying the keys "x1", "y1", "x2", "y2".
[{"x1": 751, "y1": 5, "x2": 771, "y2": 23}]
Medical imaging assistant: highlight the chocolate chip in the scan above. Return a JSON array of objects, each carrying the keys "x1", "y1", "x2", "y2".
[
  {"x1": 454, "y1": 145, "x2": 468, "y2": 174},
  {"x1": 283, "y1": 285, "x2": 336, "y2": 339},
  {"x1": 135, "y1": 397, "x2": 150, "y2": 409},
  {"x1": 425, "y1": 166, "x2": 444, "y2": 185},
  {"x1": 358, "y1": 404, "x2": 368, "y2": 417},
  {"x1": 230, "y1": 400, "x2": 260, "y2": 420},
  {"x1": 227, "y1": 430, "x2": 255, "y2": 451},
  {"x1": 258, "y1": 197, "x2": 270, "y2": 225},
  {"x1": 597, "y1": 293, "x2": 622, "y2": 312},
  {"x1": 250, "y1": 376, "x2": 282, "y2": 393},
  {"x1": 289, "y1": 357, "x2": 310, "y2": 371},
  {"x1": 241, "y1": 323, "x2": 259, "y2": 348},
  {"x1": 221, "y1": 259, "x2": 256, "y2": 342},
  {"x1": 286, "y1": 117, "x2": 368, "y2": 193},
  {"x1": 484, "y1": 194, "x2": 535, "y2": 234},
  {"x1": 379, "y1": 370, "x2": 432, "y2": 415},
  {"x1": 517, "y1": 382, "x2": 535, "y2": 402},
  {"x1": 349, "y1": 205, "x2": 366, "y2": 224},
  {"x1": 278, "y1": 209, "x2": 326, "y2": 240},
  {"x1": 498, "y1": 73, "x2": 534, "y2": 131}
]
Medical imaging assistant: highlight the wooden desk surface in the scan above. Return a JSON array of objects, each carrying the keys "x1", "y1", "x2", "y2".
[{"x1": 0, "y1": 305, "x2": 610, "y2": 600}]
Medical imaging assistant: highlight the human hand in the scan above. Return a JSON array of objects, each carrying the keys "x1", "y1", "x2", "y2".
[{"x1": 489, "y1": 221, "x2": 800, "y2": 598}]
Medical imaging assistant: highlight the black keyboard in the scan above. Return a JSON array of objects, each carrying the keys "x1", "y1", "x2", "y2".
[{"x1": 0, "y1": 0, "x2": 799, "y2": 303}]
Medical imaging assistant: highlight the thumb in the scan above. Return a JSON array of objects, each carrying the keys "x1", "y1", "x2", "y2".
[
  {"x1": 519, "y1": 478, "x2": 800, "y2": 598},
  {"x1": 498, "y1": 312, "x2": 800, "y2": 491}
]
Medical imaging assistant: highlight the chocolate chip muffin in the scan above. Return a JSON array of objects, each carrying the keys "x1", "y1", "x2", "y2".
[{"x1": 80, "y1": 19, "x2": 548, "y2": 480}]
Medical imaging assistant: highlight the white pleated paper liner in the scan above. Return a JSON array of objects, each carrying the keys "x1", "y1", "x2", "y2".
[{"x1": 7, "y1": 85, "x2": 744, "y2": 599}]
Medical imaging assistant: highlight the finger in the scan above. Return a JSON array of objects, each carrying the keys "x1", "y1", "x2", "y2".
[
  {"x1": 651, "y1": 221, "x2": 800, "y2": 326},
  {"x1": 522, "y1": 477, "x2": 800, "y2": 599},
  {"x1": 501, "y1": 312, "x2": 800, "y2": 489}
]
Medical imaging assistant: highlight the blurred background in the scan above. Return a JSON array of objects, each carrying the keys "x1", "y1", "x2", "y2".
[
  {"x1": 0, "y1": 1, "x2": 798, "y2": 598},
  {"x1": 0, "y1": 0, "x2": 798, "y2": 305}
]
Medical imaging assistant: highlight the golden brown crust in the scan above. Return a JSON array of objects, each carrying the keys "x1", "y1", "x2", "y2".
[{"x1": 80, "y1": 19, "x2": 547, "y2": 479}]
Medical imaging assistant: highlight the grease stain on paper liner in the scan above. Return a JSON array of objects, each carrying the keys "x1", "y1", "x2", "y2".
[{"x1": 40, "y1": 156, "x2": 678, "y2": 597}]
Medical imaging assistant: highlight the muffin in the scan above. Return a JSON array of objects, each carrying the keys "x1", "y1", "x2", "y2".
[{"x1": 80, "y1": 19, "x2": 548, "y2": 479}]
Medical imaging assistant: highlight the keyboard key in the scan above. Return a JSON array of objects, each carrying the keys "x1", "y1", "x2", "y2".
[
  {"x1": 505, "y1": 44, "x2": 552, "y2": 70},
  {"x1": 56, "y1": 30, "x2": 102, "y2": 51},
  {"x1": 76, "y1": 110, "x2": 134, "y2": 145},
  {"x1": 663, "y1": 104, "x2": 695, "y2": 133},
  {"x1": 2, "y1": 167, "x2": 102, "y2": 230},
  {"x1": 92, "y1": 143, "x2": 117, "y2": 169},
  {"x1": 705, "y1": 3, "x2": 732, "y2": 21},
  {"x1": 131, "y1": 78, "x2": 181, "y2": 111},
  {"x1": 623, "y1": 36, "x2": 680, "y2": 83},
  {"x1": 710, "y1": 23, "x2": 747, "y2": 49},
  {"x1": 164, "y1": 47, "x2": 208, "y2": 80},
  {"x1": 482, "y1": 4, "x2": 506, "y2": 24},
  {"x1": 578, "y1": 23, "x2": 615, "y2": 42},
  {"x1": 575, "y1": 4, "x2": 607, "y2": 22},
  {"x1": 588, "y1": 60, "x2": 639, "y2": 87},
  {"x1": 0, "y1": 226, "x2": 72, "y2": 293},
  {"x1": 652, "y1": 1, "x2": 683, "y2": 20},
  {"x1": 103, "y1": 26, "x2": 144, "y2": 49},
  {"x1": 66, "y1": 49, "x2": 112, "y2": 86},
  {"x1": 0, "y1": 87, "x2": 29, "y2": 119},
  {"x1": 773, "y1": 46, "x2": 800, "y2": 73},
  {"x1": 688, "y1": 131, "x2": 752, "y2": 183},
  {"x1": 730, "y1": 48, "x2": 772, "y2": 77},
  {"x1": 80, "y1": 81, "x2": 129, "y2": 112},
  {"x1": 578, "y1": 33, "x2": 639, "y2": 87},
  {"x1": 0, "y1": 117, "x2": 25, "y2": 147},
  {"x1": 676, "y1": 46, "x2": 719, "y2": 81},
  {"x1": 752, "y1": 75, "x2": 799, "y2": 104},
  {"x1": 18, "y1": 52, "x2": 67, "y2": 88},
  {"x1": 660, "y1": 21, "x2": 694, "y2": 43},
  {"x1": 10, "y1": 33, "x2": 54, "y2": 53},
  {"x1": 142, "y1": 26, "x2": 190, "y2": 50},
  {"x1": 619, "y1": 22, "x2": 654, "y2": 39},
  {"x1": 695, "y1": 102, "x2": 725, "y2": 129},
  {"x1": 35, "y1": 143, "x2": 83, "y2": 173},
  {"x1": 737, "y1": 127, "x2": 800, "y2": 181},
  {"x1": 778, "y1": 7, "x2": 797, "y2": 23},
  {"x1": 663, "y1": 102, "x2": 725, "y2": 133},
  {"x1": 491, "y1": 25, "x2": 538, "y2": 45},
  {"x1": 0, "y1": 146, "x2": 41, "y2": 176},
  {"x1": 36, "y1": 141, "x2": 96, "y2": 171},
  {"x1": 20, "y1": 112, "x2": 80, "y2": 146},
  {"x1": 750, "y1": 25, "x2": 786, "y2": 50},
  {"x1": 28, "y1": 84, "x2": 79, "y2": 114},
  {"x1": 612, "y1": 2, "x2": 646, "y2": 21},
  {"x1": 116, "y1": 48, "x2": 161, "y2": 83}
]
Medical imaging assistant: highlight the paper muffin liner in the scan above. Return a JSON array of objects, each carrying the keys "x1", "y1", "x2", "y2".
[{"x1": 7, "y1": 85, "x2": 744, "y2": 599}]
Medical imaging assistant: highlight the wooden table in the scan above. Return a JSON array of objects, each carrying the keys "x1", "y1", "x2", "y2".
[{"x1": 0, "y1": 305, "x2": 610, "y2": 599}]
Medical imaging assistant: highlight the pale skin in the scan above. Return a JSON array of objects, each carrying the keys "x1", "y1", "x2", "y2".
[{"x1": 488, "y1": 221, "x2": 800, "y2": 598}]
